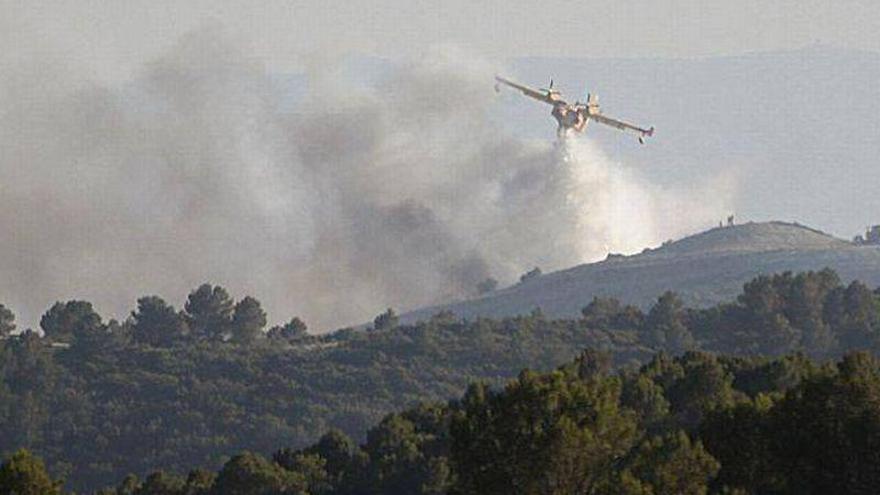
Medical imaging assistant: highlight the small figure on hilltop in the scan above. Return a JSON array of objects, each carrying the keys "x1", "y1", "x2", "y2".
[{"x1": 853, "y1": 225, "x2": 880, "y2": 245}]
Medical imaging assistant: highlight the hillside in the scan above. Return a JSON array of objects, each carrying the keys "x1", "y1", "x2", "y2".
[
  {"x1": 4, "y1": 261, "x2": 880, "y2": 491},
  {"x1": 401, "y1": 221, "x2": 880, "y2": 323}
]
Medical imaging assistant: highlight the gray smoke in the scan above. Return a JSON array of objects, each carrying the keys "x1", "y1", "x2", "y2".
[{"x1": 0, "y1": 29, "x2": 732, "y2": 331}]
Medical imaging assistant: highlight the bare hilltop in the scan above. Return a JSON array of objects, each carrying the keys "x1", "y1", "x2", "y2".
[{"x1": 401, "y1": 221, "x2": 880, "y2": 323}]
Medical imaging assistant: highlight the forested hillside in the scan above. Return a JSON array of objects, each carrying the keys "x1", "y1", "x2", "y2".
[
  {"x1": 8, "y1": 350, "x2": 880, "y2": 494},
  {"x1": 2, "y1": 268, "x2": 880, "y2": 491}
]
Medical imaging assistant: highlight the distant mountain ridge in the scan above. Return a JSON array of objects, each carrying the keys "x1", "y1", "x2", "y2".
[{"x1": 400, "y1": 221, "x2": 880, "y2": 324}]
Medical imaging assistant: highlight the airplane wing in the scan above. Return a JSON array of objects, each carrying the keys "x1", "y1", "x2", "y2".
[
  {"x1": 591, "y1": 114, "x2": 655, "y2": 143},
  {"x1": 494, "y1": 76, "x2": 555, "y2": 105}
]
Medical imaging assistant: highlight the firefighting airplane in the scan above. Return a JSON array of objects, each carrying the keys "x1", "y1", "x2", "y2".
[{"x1": 494, "y1": 75, "x2": 654, "y2": 143}]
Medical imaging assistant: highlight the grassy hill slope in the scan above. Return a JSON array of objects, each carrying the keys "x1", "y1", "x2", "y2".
[{"x1": 402, "y1": 221, "x2": 880, "y2": 322}]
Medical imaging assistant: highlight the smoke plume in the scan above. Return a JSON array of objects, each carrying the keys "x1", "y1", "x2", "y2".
[{"x1": 0, "y1": 30, "x2": 733, "y2": 331}]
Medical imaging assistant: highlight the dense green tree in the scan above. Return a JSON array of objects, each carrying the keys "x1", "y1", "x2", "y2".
[
  {"x1": 276, "y1": 429, "x2": 364, "y2": 493},
  {"x1": 362, "y1": 413, "x2": 450, "y2": 495},
  {"x1": 39, "y1": 300, "x2": 103, "y2": 343},
  {"x1": 230, "y1": 297, "x2": 267, "y2": 344},
  {"x1": 372, "y1": 308, "x2": 399, "y2": 332},
  {"x1": 183, "y1": 469, "x2": 215, "y2": 495},
  {"x1": 212, "y1": 452, "x2": 305, "y2": 495},
  {"x1": 291, "y1": 454, "x2": 332, "y2": 495},
  {"x1": 131, "y1": 296, "x2": 188, "y2": 347},
  {"x1": 117, "y1": 474, "x2": 140, "y2": 495},
  {"x1": 184, "y1": 284, "x2": 233, "y2": 341},
  {"x1": 664, "y1": 352, "x2": 735, "y2": 429},
  {"x1": 735, "y1": 274, "x2": 801, "y2": 354},
  {"x1": 615, "y1": 431, "x2": 719, "y2": 495},
  {"x1": 727, "y1": 353, "x2": 814, "y2": 398},
  {"x1": 267, "y1": 317, "x2": 309, "y2": 342},
  {"x1": 621, "y1": 374, "x2": 671, "y2": 431},
  {"x1": 581, "y1": 297, "x2": 644, "y2": 330},
  {"x1": 826, "y1": 281, "x2": 879, "y2": 350},
  {"x1": 451, "y1": 369, "x2": 637, "y2": 495},
  {"x1": 594, "y1": 472, "x2": 652, "y2": 495},
  {"x1": 0, "y1": 304, "x2": 15, "y2": 338},
  {"x1": 270, "y1": 452, "x2": 330, "y2": 495},
  {"x1": 2, "y1": 330, "x2": 57, "y2": 395},
  {"x1": 645, "y1": 291, "x2": 694, "y2": 353},
  {"x1": 700, "y1": 397, "x2": 779, "y2": 493},
  {"x1": 134, "y1": 471, "x2": 185, "y2": 495},
  {"x1": 787, "y1": 270, "x2": 839, "y2": 356},
  {"x1": 0, "y1": 449, "x2": 62, "y2": 495},
  {"x1": 568, "y1": 348, "x2": 613, "y2": 379},
  {"x1": 769, "y1": 352, "x2": 880, "y2": 493}
]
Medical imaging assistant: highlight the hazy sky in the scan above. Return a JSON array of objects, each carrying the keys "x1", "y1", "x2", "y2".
[{"x1": 4, "y1": 0, "x2": 880, "y2": 81}]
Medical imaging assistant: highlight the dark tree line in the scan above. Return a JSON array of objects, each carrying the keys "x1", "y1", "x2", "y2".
[
  {"x1": 17, "y1": 269, "x2": 880, "y2": 357},
  {"x1": 583, "y1": 268, "x2": 880, "y2": 358},
  {"x1": 34, "y1": 284, "x2": 306, "y2": 348}
]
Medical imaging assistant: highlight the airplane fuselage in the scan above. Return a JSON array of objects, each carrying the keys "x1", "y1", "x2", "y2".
[{"x1": 551, "y1": 102, "x2": 588, "y2": 135}]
